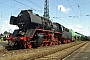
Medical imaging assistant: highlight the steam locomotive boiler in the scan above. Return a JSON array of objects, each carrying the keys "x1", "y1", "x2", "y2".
[{"x1": 7, "y1": 10, "x2": 62, "y2": 48}]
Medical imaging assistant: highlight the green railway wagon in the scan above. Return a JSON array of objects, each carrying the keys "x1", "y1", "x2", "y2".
[
  {"x1": 80, "y1": 34, "x2": 86, "y2": 41},
  {"x1": 74, "y1": 32, "x2": 81, "y2": 41},
  {"x1": 69, "y1": 29, "x2": 76, "y2": 41}
]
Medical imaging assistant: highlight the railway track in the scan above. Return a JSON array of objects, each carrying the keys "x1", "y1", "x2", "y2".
[
  {"x1": 36, "y1": 41, "x2": 87, "y2": 60},
  {"x1": 0, "y1": 41, "x2": 86, "y2": 60}
]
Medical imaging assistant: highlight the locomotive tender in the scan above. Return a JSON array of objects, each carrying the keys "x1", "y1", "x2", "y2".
[{"x1": 6, "y1": 10, "x2": 77, "y2": 48}]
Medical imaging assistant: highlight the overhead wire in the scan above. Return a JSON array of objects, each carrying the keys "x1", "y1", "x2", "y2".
[
  {"x1": 27, "y1": 0, "x2": 42, "y2": 9},
  {"x1": 0, "y1": 0, "x2": 11, "y2": 6},
  {"x1": 67, "y1": 0, "x2": 84, "y2": 34},
  {"x1": 75, "y1": 0, "x2": 81, "y2": 19},
  {"x1": 0, "y1": 0, "x2": 89, "y2": 35},
  {"x1": 77, "y1": 0, "x2": 90, "y2": 31},
  {"x1": 26, "y1": 0, "x2": 70, "y2": 25},
  {"x1": 0, "y1": 0, "x2": 37, "y2": 21},
  {"x1": 0, "y1": 4, "x2": 17, "y2": 13},
  {"x1": 69, "y1": 0, "x2": 90, "y2": 5},
  {"x1": 0, "y1": 0, "x2": 89, "y2": 34},
  {"x1": 0, "y1": 0, "x2": 21, "y2": 18},
  {"x1": 68, "y1": 0, "x2": 90, "y2": 17},
  {"x1": 67, "y1": 0, "x2": 86, "y2": 27},
  {"x1": 68, "y1": 0, "x2": 90, "y2": 35},
  {"x1": 49, "y1": 1, "x2": 70, "y2": 25},
  {"x1": 75, "y1": 0, "x2": 84, "y2": 33},
  {"x1": 13, "y1": 0, "x2": 42, "y2": 13},
  {"x1": 75, "y1": 0, "x2": 89, "y2": 28}
]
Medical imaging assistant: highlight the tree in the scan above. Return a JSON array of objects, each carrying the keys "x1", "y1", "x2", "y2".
[{"x1": 4, "y1": 31, "x2": 9, "y2": 34}]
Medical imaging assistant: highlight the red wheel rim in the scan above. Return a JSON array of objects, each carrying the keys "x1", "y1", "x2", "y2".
[
  {"x1": 66, "y1": 40, "x2": 67, "y2": 43},
  {"x1": 27, "y1": 42, "x2": 32, "y2": 48},
  {"x1": 58, "y1": 41, "x2": 61, "y2": 45},
  {"x1": 45, "y1": 43, "x2": 48, "y2": 46},
  {"x1": 68, "y1": 40, "x2": 70, "y2": 43},
  {"x1": 64, "y1": 40, "x2": 65, "y2": 43},
  {"x1": 56, "y1": 42, "x2": 58, "y2": 45},
  {"x1": 23, "y1": 42, "x2": 27, "y2": 48},
  {"x1": 40, "y1": 44, "x2": 44, "y2": 47},
  {"x1": 50, "y1": 42, "x2": 52, "y2": 46},
  {"x1": 54, "y1": 42, "x2": 57, "y2": 45},
  {"x1": 67, "y1": 40, "x2": 69, "y2": 43},
  {"x1": 53, "y1": 42, "x2": 55, "y2": 45}
]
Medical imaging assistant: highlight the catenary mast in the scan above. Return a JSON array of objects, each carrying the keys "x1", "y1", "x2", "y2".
[{"x1": 43, "y1": 0, "x2": 50, "y2": 20}]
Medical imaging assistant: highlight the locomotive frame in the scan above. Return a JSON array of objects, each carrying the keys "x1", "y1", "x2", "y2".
[{"x1": 6, "y1": 10, "x2": 85, "y2": 49}]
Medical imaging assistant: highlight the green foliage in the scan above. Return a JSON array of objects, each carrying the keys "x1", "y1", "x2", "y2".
[{"x1": 4, "y1": 31, "x2": 9, "y2": 34}]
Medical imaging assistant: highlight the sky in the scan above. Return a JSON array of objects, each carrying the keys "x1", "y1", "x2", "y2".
[{"x1": 0, "y1": 0, "x2": 90, "y2": 36}]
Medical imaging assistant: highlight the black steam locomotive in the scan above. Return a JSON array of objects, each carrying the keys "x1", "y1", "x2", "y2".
[{"x1": 7, "y1": 10, "x2": 72, "y2": 48}]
